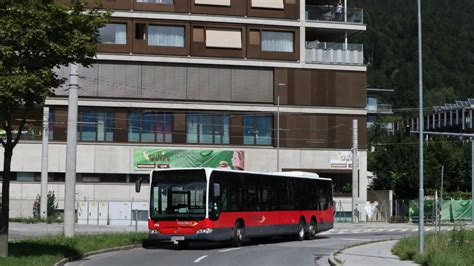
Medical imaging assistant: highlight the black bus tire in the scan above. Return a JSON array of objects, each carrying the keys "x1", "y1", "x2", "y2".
[
  {"x1": 307, "y1": 221, "x2": 317, "y2": 240},
  {"x1": 295, "y1": 221, "x2": 305, "y2": 241},
  {"x1": 232, "y1": 221, "x2": 244, "y2": 247},
  {"x1": 178, "y1": 241, "x2": 189, "y2": 249}
]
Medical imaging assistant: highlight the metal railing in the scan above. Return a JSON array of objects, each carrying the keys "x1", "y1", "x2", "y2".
[
  {"x1": 305, "y1": 41, "x2": 364, "y2": 65},
  {"x1": 377, "y1": 104, "x2": 393, "y2": 114},
  {"x1": 305, "y1": 5, "x2": 363, "y2": 24}
]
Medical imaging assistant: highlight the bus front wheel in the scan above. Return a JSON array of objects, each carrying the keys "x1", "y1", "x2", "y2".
[
  {"x1": 232, "y1": 221, "x2": 244, "y2": 247},
  {"x1": 178, "y1": 241, "x2": 189, "y2": 249},
  {"x1": 295, "y1": 221, "x2": 305, "y2": 241}
]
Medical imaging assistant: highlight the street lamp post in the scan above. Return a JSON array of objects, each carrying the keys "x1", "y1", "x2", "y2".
[
  {"x1": 417, "y1": 0, "x2": 425, "y2": 253},
  {"x1": 276, "y1": 83, "x2": 286, "y2": 172}
]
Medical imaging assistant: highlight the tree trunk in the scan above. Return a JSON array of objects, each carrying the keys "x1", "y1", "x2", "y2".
[{"x1": 0, "y1": 146, "x2": 13, "y2": 257}]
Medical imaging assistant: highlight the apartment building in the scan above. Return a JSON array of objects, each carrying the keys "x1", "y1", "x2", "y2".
[{"x1": 1, "y1": 0, "x2": 368, "y2": 220}]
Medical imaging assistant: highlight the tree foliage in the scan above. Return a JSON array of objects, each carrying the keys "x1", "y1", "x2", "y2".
[
  {"x1": 0, "y1": 0, "x2": 108, "y2": 257},
  {"x1": 352, "y1": 0, "x2": 474, "y2": 108},
  {"x1": 369, "y1": 124, "x2": 472, "y2": 199}
]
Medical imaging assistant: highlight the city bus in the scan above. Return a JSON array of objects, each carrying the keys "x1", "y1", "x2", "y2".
[{"x1": 136, "y1": 168, "x2": 334, "y2": 248}]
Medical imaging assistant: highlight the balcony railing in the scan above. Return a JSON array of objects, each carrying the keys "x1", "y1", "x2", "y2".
[
  {"x1": 368, "y1": 103, "x2": 393, "y2": 114},
  {"x1": 305, "y1": 41, "x2": 364, "y2": 65},
  {"x1": 376, "y1": 104, "x2": 393, "y2": 114},
  {"x1": 305, "y1": 5, "x2": 363, "y2": 24}
]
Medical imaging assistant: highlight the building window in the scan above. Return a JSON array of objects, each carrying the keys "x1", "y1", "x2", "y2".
[
  {"x1": 367, "y1": 97, "x2": 378, "y2": 112},
  {"x1": 148, "y1": 25, "x2": 185, "y2": 47},
  {"x1": 195, "y1": 0, "x2": 231, "y2": 7},
  {"x1": 251, "y1": 0, "x2": 284, "y2": 9},
  {"x1": 128, "y1": 111, "x2": 173, "y2": 143},
  {"x1": 48, "y1": 108, "x2": 54, "y2": 141},
  {"x1": 261, "y1": 31, "x2": 294, "y2": 52},
  {"x1": 186, "y1": 113, "x2": 229, "y2": 144},
  {"x1": 77, "y1": 110, "x2": 114, "y2": 142},
  {"x1": 206, "y1": 29, "x2": 242, "y2": 49},
  {"x1": 136, "y1": 0, "x2": 173, "y2": 4},
  {"x1": 243, "y1": 115, "x2": 273, "y2": 145},
  {"x1": 99, "y1": 23, "x2": 127, "y2": 44}
]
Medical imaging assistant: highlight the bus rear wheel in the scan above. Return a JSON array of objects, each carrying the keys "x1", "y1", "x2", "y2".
[
  {"x1": 232, "y1": 221, "x2": 244, "y2": 247},
  {"x1": 306, "y1": 221, "x2": 317, "y2": 240},
  {"x1": 295, "y1": 221, "x2": 305, "y2": 241}
]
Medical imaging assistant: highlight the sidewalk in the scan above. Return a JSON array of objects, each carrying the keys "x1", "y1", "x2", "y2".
[{"x1": 336, "y1": 240, "x2": 418, "y2": 266}]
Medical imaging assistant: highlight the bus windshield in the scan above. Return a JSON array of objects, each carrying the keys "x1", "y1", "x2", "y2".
[{"x1": 150, "y1": 169, "x2": 207, "y2": 220}]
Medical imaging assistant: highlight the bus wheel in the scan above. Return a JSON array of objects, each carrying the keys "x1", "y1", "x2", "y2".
[
  {"x1": 295, "y1": 221, "x2": 305, "y2": 241},
  {"x1": 232, "y1": 221, "x2": 244, "y2": 247},
  {"x1": 178, "y1": 241, "x2": 189, "y2": 249},
  {"x1": 306, "y1": 221, "x2": 317, "y2": 240}
]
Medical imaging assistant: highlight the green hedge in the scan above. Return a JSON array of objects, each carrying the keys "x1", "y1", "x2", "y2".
[
  {"x1": 0, "y1": 233, "x2": 146, "y2": 266},
  {"x1": 392, "y1": 228, "x2": 474, "y2": 266}
]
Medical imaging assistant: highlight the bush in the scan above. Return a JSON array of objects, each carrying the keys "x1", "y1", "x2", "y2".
[
  {"x1": 392, "y1": 226, "x2": 474, "y2": 266},
  {"x1": 32, "y1": 191, "x2": 59, "y2": 220}
]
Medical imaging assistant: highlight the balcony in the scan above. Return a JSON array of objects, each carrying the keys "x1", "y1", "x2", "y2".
[
  {"x1": 368, "y1": 104, "x2": 393, "y2": 114},
  {"x1": 305, "y1": 41, "x2": 363, "y2": 65},
  {"x1": 305, "y1": 5, "x2": 363, "y2": 24}
]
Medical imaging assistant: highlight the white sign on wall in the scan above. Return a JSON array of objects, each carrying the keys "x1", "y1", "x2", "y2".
[{"x1": 330, "y1": 151, "x2": 353, "y2": 168}]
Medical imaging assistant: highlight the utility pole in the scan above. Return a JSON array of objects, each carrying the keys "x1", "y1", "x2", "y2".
[
  {"x1": 64, "y1": 63, "x2": 79, "y2": 237},
  {"x1": 40, "y1": 107, "x2": 49, "y2": 220},
  {"x1": 471, "y1": 140, "x2": 474, "y2": 225},
  {"x1": 439, "y1": 165, "x2": 444, "y2": 232},
  {"x1": 276, "y1": 83, "x2": 285, "y2": 172},
  {"x1": 352, "y1": 119, "x2": 358, "y2": 223},
  {"x1": 276, "y1": 89, "x2": 280, "y2": 172},
  {"x1": 417, "y1": 0, "x2": 425, "y2": 253}
]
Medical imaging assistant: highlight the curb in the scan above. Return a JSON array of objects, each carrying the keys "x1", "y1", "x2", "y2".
[
  {"x1": 54, "y1": 244, "x2": 142, "y2": 266},
  {"x1": 327, "y1": 238, "x2": 396, "y2": 266},
  {"x1": 328, "y1": 250, "x2": 341, "y2": 266}
]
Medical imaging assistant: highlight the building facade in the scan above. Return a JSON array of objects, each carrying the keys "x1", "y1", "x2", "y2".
[{"x1": 1, "y1": 0, "x2": 368, "y2": 221}]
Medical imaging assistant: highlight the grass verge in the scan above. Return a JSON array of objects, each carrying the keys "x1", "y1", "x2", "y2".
[
  {"x1": 0, "y1": 232, "x2": 147, "y2": 266},
  {"x1": 392, "y1": 227, "x2": 474, "y2": 266}
]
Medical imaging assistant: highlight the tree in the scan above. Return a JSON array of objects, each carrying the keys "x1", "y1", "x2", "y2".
[{"x1": 0, "y1": 0, "x2": 108, "y2": 257}]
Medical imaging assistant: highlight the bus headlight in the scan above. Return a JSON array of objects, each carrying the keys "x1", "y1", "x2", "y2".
[
  {"x1": 196, "y1": 228, "x2": 213, "y2": 234},
  {"x1": 150, "y1": 229, "x2": 159, "y2": 234}
]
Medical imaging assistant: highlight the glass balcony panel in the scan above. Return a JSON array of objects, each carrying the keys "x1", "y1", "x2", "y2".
[
  {"x1": 305, "y1": 41, "x2": 364, "y2": 65},
  {"x1": 305, "y1": 5, "x2": 363, "y2": 24}
]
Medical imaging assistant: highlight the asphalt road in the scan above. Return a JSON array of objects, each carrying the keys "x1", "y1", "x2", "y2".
[{"x1": 67, "y1": 228, "x2": 417, "y2": 266}]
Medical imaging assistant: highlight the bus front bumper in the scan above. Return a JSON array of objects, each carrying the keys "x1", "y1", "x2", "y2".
[{"x1": 148, "y1": 228, "x2": 233, "y2": 242}]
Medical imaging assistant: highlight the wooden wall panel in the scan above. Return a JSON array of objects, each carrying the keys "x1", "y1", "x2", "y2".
[{"x1": 275, "y1": 68, "x2": 367, "y2": 108}]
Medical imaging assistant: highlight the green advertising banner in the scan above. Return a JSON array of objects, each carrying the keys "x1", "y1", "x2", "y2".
[
  {"x1": 133, "y1": 148, "x2": 245, "y2": 171},
  {"x1": 409, "y1": 199, "x2": 472, "y2": 222}
]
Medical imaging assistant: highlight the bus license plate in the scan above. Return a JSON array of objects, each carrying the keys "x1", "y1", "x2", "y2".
[{"x1": 171, "y1": 236, "x2": 185, "y2": 241}]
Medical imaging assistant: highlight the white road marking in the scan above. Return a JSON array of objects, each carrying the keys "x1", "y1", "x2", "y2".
[
  {"x1": 218, "y1": 248, "x2": 241, "y2": 253},
  {"x1": 412, "y1": 229, "x2": 418, "y2": 232},
  {"x1": 389, "y1": 229, "x2": 397, "y2": 232},
  {"x1": 194, "y1": 255, "x2": 208, "y2": 263},
  {"x1": 425, "y1": 228, "x2": 432, "y2": 231},
  {"x1": 401, "y1": 229, "x2": 409, "y2": 232},
  {"x1": 338, "y1": 238, "x2": 371, "y2": 241}
]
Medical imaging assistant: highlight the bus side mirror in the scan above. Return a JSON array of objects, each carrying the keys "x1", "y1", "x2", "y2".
[
  {"x1": 213, "y1": 183, "x2": 221, "y2": 198},
  {"x1": 135, "y1": 178, "x2": 143, "y2": 193}
]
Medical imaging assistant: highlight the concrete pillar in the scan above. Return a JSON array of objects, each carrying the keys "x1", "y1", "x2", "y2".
[{"x1": 299, "y1": 0, "x2": 305, "y2": 64}]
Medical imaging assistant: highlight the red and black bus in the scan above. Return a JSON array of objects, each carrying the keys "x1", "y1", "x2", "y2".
[{"x1": 136, "y1": 168, "x2": 333, "y2": 247}]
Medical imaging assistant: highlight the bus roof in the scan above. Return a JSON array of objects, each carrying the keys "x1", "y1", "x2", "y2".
[{"x1": 150, "y1": 168, "x2": 332, "y2": 182}]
